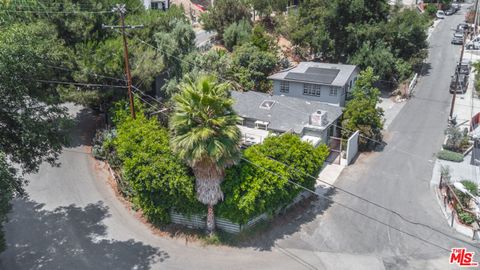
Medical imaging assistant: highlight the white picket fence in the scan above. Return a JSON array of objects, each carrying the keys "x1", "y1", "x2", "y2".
[{"x1": 170, "y1": 191, "x2": 312, "y2": 234}]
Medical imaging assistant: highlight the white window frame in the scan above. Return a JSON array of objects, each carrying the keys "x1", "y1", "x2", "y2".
[
  {"x1": 280, "y1": 81, "x2": 289, "y2": 93},
  {"x1": 303, "y1": 83, "x2": 321, "y2": 96},
  {"x1": 329, "y1": 87, "x2": 338, "y2": 96}
]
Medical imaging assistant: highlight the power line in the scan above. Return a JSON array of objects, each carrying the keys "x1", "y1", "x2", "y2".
[
  {"x1": 34, "y1": 79, "x2": 127, "y2": 88},
  {"x1": 0, "y1": 9, "x2": 113, "y2": 14},
  {"x1": 240, "y1": 156, "x2": 458, "y2": 253},
  {"x1": 44, "y1": 64, "x2": 126, "y2": 83},
  {"x1": 248, "y1": 146, "x2": 479, "y2": 250}
]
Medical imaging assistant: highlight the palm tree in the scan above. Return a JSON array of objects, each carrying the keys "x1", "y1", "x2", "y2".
[{"x1": 170, "y1": 75, "x2": 241, "y2": 234}]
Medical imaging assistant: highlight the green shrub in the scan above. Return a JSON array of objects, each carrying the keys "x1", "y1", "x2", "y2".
[
  {"x1": 231, "y1": 43, "x2": 278, "y2": 92},
  {"x1": 458, "y1": 209, "x2": 475, "y2": 225},
  {"x1": 437, "y1": 150, "x2": 464, "y2": 162},
  {"x1": 110, "y1": 103, "x2": 203, "y2": 224},
  {"x1": 425, "y1": 4, "x2": 437, "y2": 17},
  {"x1": 217, "y1": 134, "x2": 329, "y2": 224},
  {"x1": 223, "y1": 20, "x2": 252, "y2": 51},
  {"x1": 461, "y1": 180, "x2": 479, "y2": 196}
]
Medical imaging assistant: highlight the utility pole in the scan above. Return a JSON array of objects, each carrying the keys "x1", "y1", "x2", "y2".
[
  {"x1": 102, "y1": 4, "x2": 143, "y2": 119},
  {"x1": 474, "y1": 0, "x2": 480, "y2": 36},
  {"x1": 449, "y1": 32, "x2": 466, "y2": 121}
]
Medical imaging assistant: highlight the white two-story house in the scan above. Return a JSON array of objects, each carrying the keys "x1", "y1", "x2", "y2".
[{"x1": 268, "y1": 62, "x2": 359, "y2": 107}]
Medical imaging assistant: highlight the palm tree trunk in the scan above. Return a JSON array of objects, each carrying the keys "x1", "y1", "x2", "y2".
[{"x1": 206, "y1": 204, "x2": 215, "y2": 234}]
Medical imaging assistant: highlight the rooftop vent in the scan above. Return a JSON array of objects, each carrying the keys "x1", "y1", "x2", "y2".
[{"x1": 260, "y1": 100, "x2": 275, "y2": 110}]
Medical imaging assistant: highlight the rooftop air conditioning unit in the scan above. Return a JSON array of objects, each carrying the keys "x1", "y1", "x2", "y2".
[{"x1": 309, "y1": 110, "x2": 328, "y2": 127}]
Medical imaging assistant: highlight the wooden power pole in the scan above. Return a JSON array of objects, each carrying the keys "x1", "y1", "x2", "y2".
[
  {"x1": 449, "y1": 33, "x2": 466, "y2": 121},
  {"x1": 102, "y1": 4, "x2": 143, "y2": 119}
]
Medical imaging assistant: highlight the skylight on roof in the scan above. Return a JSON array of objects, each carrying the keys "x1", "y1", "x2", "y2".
[{"x1": 259, "y1": 100, "x2": 275, "y2": 110}]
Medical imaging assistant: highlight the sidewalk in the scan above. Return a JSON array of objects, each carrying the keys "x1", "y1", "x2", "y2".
[{"x1": 455, "y1": 51, "x2": 480, "y2": 131}]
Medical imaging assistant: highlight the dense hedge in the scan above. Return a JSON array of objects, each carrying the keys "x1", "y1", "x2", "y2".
[
  {"x1": 217, "y1": 134, "x2": 329, "y2": 224},
  {"x1": 105, "y1": 106, "x2": 203, "y2": 224},
  {"x1": 437, "y1": 150, "x2": 464, "y2": 162}
]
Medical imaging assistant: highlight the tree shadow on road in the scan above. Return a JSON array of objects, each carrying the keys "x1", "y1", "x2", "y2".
[
  {"x1": 219, "y1": 187, "x2": 336, "y2": 251},
  {"x1": 66, "y1": 106, "x2": 104, "y2": 148},
  {"x1": 0, "y1": 199, "x2": 168, "y2": 270}
]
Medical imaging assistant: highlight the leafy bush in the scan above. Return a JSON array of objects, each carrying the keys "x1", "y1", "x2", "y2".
[
  {"x1": 444, "y1": 126, "x2": 470, "y2": 153},
  {"x1": 223, "y1": 20, "x2": 252, "y2": 51},
  {"x1": 425, "y1": 4, "x2": 438, "y2": 17},
  {"x1": 461, "y1": 180, "x2": 478, "y2": 196},
  {"x1": 217, "y1": 134, "x2": 329, "y2": 224},
  {"x1": 201, "y1": 0, "x2": 251, "y2": 37},
  {"x1": 453, "y1": 180, "x2": 478, "y2": 225},
  {"x1": 457, "y1": 207, "x2": 476, "y2": 225},
  {"x1": 109, "y1": 104, "x2": 202, "y2": 224},
  {"x1": 341, "y1": 68, "x2": 384, "y2": 151},
  {"x1": 437, "y1": 150, "x2": 464, "y2": 162},
  {"x1": 231, "y1": 43, "x2": 278, "y2": 92}
]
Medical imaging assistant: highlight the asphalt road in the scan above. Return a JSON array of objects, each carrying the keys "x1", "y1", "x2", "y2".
[
  {"x1": 1, "y1": 6, "x2": 479, "y2": 270},
  {"x1": 272, "y1": 6, "x2": 480, "y2": 269}
]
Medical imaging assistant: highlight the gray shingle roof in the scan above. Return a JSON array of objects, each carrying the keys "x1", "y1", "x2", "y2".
[
  {"x1": 231, "y1": 91, "x2": 343, "y2": 134},
  {"x1": 268, "y1": 62, "x2": 358, "y2": 87}
]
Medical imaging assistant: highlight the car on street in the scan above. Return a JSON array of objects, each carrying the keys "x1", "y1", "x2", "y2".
[
  {"x1": 457, "y1": 61, "x2": 471, "y2": 75},
  {"x1": 436, "y1": 10, "x2": 446, "y2": 19},
  {"x1": 445, "y1": 8, "x2": 456, "y2": 15},
  {"x1": 457, "y1": 23, "x2": 469, "y2": 31},
  {"x1": 452, "y1": 3, "x2": 461, "y2": 11},
  {"x1": 450, "y1": 73, "x2": 469, "y2": 94},
  {"x1": 451, "y1": 35, "x2": 463, "y2": 45}
]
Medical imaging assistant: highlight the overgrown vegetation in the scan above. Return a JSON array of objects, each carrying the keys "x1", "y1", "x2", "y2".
[
  {"x1": 218, "y1": 134, "x2": 329, "y2": 224},
  {"x1": 104, "y1": 103, "x2": 202, "y2": 224}
]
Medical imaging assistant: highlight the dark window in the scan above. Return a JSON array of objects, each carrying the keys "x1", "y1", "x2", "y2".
[
  {"x1": 280, "y1": 81, "x2": 289, "y2": 93},
  {"x1": 303, "y1": 83, "x2": 321, "y2": 96}
]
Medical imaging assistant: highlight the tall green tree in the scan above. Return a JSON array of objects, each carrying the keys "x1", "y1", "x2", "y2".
[
  {"x1": 201, "y1": 0, "x2": 251, "y2": 37},
  {"x1": 170, "y1": 75, "x2": 241, "y2": 233},
  {"x1": 0, "y1": 23, "x2": 71, "y2": 251},
  {"x1": 341, "y1": 67, "x2": 384, "y2": 150}
]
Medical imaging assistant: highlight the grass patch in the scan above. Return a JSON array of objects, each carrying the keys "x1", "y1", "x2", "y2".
[{"x1": 437, "y1": 150, "x2": 464, "y2": 162}]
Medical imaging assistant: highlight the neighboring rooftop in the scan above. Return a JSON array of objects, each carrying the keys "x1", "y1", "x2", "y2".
[
  {"x1": 268, "y1": 62, "x2": 358, "y2": 87},
  {"x1": 231, "y1": 91, "x2": 343, "y2": 134}
]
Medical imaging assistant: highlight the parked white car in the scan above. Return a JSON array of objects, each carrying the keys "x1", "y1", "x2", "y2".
[
  {"x1": 436, "y1": 10, "x2": 446, "y2": 19},
  {"x1": 466, "y1": 36, "x2": 480, "y2": 50}
]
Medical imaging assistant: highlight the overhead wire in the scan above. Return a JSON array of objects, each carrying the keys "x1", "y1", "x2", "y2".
[
  {"x1": 122, "y1": 30, "x2": 480, "y2": 252},
  {"x1": 240, "y1": 156, "x2": 454, "y2": 253}
]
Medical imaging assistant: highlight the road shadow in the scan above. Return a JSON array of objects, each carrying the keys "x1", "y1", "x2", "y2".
[
  {"x1": 67, "y1": 106, "x2": 104, "y2": 148},
  {"x1": 219, "y1": 187, "x2": 336, "y2": 251},
  {"x1": 0, "y1": 199, "x2": 168, "y2": 270},
  {"x1": 419, "y1": 62, "x2": 432, "y2": 77}
]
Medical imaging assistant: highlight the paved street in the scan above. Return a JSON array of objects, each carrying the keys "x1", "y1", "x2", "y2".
[
  {"x1": 273, "y1": 6, "x2": 480, "y2": 268},
  {"x1": 1, "y1": 6, "x2": 480, "y2": 270}
]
